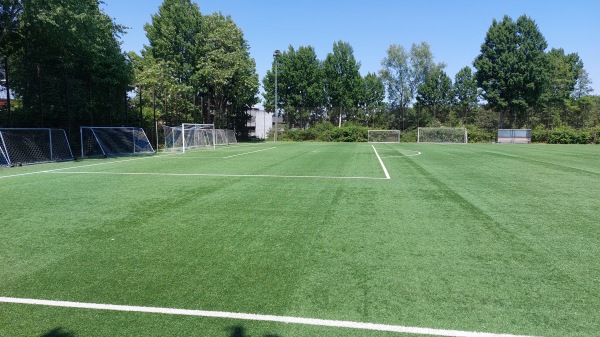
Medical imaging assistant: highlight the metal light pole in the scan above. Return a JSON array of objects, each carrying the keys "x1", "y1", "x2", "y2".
[{"x1": 273, "y1": 49, "x2": 281, "y2": 142}]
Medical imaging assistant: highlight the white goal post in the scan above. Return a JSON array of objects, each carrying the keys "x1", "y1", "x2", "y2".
[
  {"x1": 417, "y1": 127, "x2": 468, "y2": 143},
  {"x1": 80, "y1": 126, "x2": 155, "y2": 158},
  {"x1": 368, "y1": 130, "x2": 401, "y2": 143},
  {"x1": 162, "y1": 124, "x2": 238, "y2": 152},
  {"x1": 0, "y1": 128, "x2": 74, "y2": 166}
]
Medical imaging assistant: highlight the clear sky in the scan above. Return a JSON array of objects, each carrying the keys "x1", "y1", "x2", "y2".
[{"x1": 101, "y1": 0, "x2": 599, "y2": 104}]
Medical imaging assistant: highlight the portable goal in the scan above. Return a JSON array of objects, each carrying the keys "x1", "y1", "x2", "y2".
[
  {"x1": 80, "y1": 126, "x2": 155, "y2": 158},
  {"x1": 368, "y1": 130, "x2": 401, "y2": 143},
  {"x1": 0, "y1": 128, "x2": 74, "y2": 167},
  {"x1": 417, "y1": 127, "x2": 468, "y2": 143},
  {"x1": 497, "y1": 129, "x2": 532, "y2": 144},
  {"x1": 162, "y1": 124, "x2": 237, "y2": 152}
]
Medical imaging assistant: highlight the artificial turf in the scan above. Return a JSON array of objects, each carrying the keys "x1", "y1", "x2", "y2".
[{"x1": 0, "y1": 142, "x2": 598, "y2": 336}]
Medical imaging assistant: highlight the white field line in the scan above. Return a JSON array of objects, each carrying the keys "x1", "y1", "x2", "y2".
[
  {"x1": 371, "y1": 145, "x2": 391, "y2": 179},
  {"x1": 0, "y1": 297, "x2": 541, "y2": 337},
  {"x1": 221, "y1": 147, "x2": 276, "y2": 159},
  {"x1": 0, "y1": 154, "x2": 175, "y2": 180},
  {"x1": 48, "y1": 171, "x2": 388, "y2": 180}
]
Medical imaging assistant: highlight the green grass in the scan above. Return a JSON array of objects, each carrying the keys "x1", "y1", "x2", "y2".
[{"x1": 0, "y1": 142, "x2": 598, "y2": 337}]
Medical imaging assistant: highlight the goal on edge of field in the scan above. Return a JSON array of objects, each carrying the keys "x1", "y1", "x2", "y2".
[
  {"x1": 368, "y1": 130, "x2": 401, "y2": 143},
  {"x1": 80, "y1": 126, "x2": 155, "y2": 158},
  {"x1": 0, "y1": 128, "x2": 74, "y2": 166},
  {"x1": 417, "y1": 127, "x2": 468, "y2": 143}
]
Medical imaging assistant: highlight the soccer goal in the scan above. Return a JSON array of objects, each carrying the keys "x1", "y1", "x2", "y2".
[
  {"x1": 0, "y1": 128, "x2": 74, "y2": 167},
  {"x1": 80, "y1": 126, "x2": 155, "y2": 158},
  {"x1": 417, "y1": 127, "x2": 468, "y2": 143},
  {"x1": 162, "y1": 124, "x2": 238, "y2": 152},
  {"x1": 497, "y1": 129, "x2": 532, "y2": 144},
  {"x1": 368, "y1": 130, "x2": 401, "y2": 143}
]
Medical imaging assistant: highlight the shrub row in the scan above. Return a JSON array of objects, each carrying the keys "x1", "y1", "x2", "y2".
[
  {"x1": 532, "y1": 127, "x2": 598, "y2": 144},
  {"x1": 273, "y1": 123, "x2": 598, "y2": 144}
]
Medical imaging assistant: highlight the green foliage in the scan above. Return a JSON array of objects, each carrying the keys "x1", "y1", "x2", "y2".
[
  {"x1": 416, "y1": 67, "x2": 454, "y2": 124},
  {"x1": 474, "y1": 15, "x2": 548, "y2": 128},
  {"x1": 8, "y1": 0, "x2": 132, "y2": 132},
  {"x1": 277, "y1": 121, "x2": 368, "y2": 142},
  {"x1": 532, "y1": 126, "x2": 595, "y2": 144},
  {"x1": 465, "y1": 124, "x2": 496, "y2": 143}
]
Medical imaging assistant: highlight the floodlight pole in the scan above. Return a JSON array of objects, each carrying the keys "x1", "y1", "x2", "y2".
[{"x1": 273, "y1": 49, "x2": 281, "y2": 142}]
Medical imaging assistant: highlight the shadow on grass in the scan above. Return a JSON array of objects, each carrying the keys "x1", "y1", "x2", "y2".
[
  {"x1": 230, "y1": 325, "x2": 282, "y2": 337},
  {"x1": 40, "y1": 326, "x2": 281, "y2": 336},
  {"x1": 40, "y1": 328, "x2": 75, "y2": 337}
]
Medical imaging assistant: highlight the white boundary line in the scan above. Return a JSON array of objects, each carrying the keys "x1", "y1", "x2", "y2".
[
  {"x1": 371, "y1": 145, "x2": 391, "y2": 179},
  {"x1": 221, "y1": 147, "x2": 276, "y2": 159},
  {"x1": 48, "y1": 171, "x2": 389, "y2": 180},
  {"x1": 0, "y1": 297, "x2": 541, "y2": 337},
  {"x1": 0, "y1": 154, "x2": 171, "y2": 180}
]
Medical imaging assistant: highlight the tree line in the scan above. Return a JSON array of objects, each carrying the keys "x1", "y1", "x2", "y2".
[
  {"x1": 1, "y1": 0, "x2": 598, "y2": 145},
  {"x1": 0, "y1": 0, "x2": 259, "y2": 146},
  {"x1": 263, "y1": 15, "x2": 599, "y2": 137}
]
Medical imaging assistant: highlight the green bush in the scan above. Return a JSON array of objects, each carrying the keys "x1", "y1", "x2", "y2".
[
  {"x1": 533, "y1": 126, "x2": 594, "y2": 144},
  {"x1": 466, "y1": 125, "x2": 496, "y2": 143}
]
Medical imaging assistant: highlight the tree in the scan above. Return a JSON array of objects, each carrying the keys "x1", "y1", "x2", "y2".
[
  {"x1": 379, "y1": 44, "x2": 410, "y2": 129},
  {"x1": 143, "y1": 0, "x2": 202, "y2": 124},
  {"x1": 474, "y1": 15, "x2": 548, "y2": 128},
  {"x1": 322, "y1": 40, "x2": 362, "y2": 126},
  {"x1": 197, "y1": 12, "x2": 258, "y2": 130},
  {"x1": 360, "y1": 72, "x2": 385, "y2": 127},
  {"x1": 0, "y1": 0, "x2": 23, "y2": 124},
  {"x1": 262, "y1": 45, "x2": 324, "y2": 128},
  {"x1": 542, "y1": 48, "x2": 582, "y2": 127},
  {"x1": 416, "y1": 66, "x2": 453, "y2": 124},
  {"x1": 453, "y1": 66, "x2": 478, "y2": 125},
  {"x1": 380, "y1": 42, "x2": 440, "y2": 130},
  {"x1": 10, "y1": 0, "x2": 132, "y2": 131}
]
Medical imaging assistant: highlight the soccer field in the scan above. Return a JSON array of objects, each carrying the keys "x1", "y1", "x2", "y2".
[{"x1": 1, "y1": 142, "x2": 598, "y2": 337}]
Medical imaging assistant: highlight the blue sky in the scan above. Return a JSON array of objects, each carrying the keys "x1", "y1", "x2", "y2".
[{"x1": 101, "y1": 0, "x2": 599, "y2": 102}]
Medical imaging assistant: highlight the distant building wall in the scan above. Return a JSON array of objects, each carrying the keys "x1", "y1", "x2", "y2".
[{"x1": 246, "y1": 108, "x2": 273, "y2": 139}]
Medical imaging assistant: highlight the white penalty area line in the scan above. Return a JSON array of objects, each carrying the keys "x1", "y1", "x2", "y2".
[
  {"x1": 0, "y1": 297, "x2": 541, "y2": 337},
  {"x1": 221, "y1": 147, "x2": 276, "y2": 159},
  {"x1": 372, "y1": 145, "x2": 391, "y2": 180},
  {"x1": 48, "y1": 171, "x2": 388, "y2": 180}
]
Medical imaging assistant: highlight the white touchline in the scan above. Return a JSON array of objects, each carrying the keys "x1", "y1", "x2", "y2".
[
  {"x1": 0, "y1": 153, "x2": 177, "y2": 180},
  {"x1": 49, "y1": 171, "x2": 389, "y2": 180},
  {"x1": 0, "y1": 297, "x2": 541, "y2": 337},
  {"x1": 372, "y1": 145, "x2": 391, "y2": 179}
]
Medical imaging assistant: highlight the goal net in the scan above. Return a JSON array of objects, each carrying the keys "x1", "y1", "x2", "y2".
[
  {"x1": 417, "y1": 127, "x2": 468, "y2": 143},
  {"x1": 368, "y1": 130, "x2": 400, "y2": 143},
  {"x1": 80, "y1": 126, "x2": 155, "y2": 158},
  {"x1": 497, "y1": 129, "x2": 531, "y2": 144},
  {"x1": 0, "y1": 128, "x2": 74, "y2": 167},
  {"x1": 162, "y1": 124, "x2": 237, "y2": 152}
]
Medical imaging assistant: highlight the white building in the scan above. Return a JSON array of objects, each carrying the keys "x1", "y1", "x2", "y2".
[{"x1": 246, "y1": 108, "x2": 283, "y2": 140}]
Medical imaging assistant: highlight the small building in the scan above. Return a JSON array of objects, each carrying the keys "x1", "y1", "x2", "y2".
[{"x1": 246, "y1": 108, "x2": 283, "y2": 140}]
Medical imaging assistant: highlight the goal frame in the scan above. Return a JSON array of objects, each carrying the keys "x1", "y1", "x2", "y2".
[
  {"x1": 0, "y1": 128, "x2": 74, "y2": 166},
  {"x1": 417, "y1": 127, "x2": 468, "y2": 144},
  {"x1": 80, "y1": 126, "x2": 155, "y2": 158},
  {"x1": 368, "y1": 130, "x2": 401, "y2": 143},
  {"x1": 181, "y1": 123, "x2": 216, "y2": 153}
]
